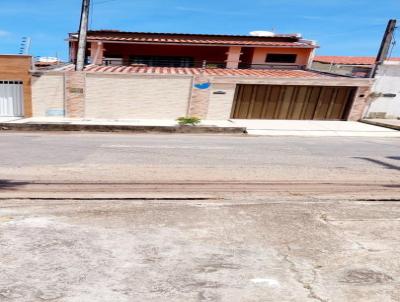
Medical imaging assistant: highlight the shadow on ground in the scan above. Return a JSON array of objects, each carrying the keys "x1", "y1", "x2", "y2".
[
  {"x1": 354, "y1": 157, "x2": 400, "y2": 171},
  {"x1": 0, "y1": 180, "x2": 29, "y2": 190}
]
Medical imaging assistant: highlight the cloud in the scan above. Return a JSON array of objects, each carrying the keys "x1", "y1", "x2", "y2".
[{"x1": 0, "y1": 30, "x2": 10, "y2": 37}]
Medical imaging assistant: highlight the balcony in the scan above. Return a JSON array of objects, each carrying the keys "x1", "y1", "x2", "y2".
[
  {"x1": 102, "y1": 57, "x2": 225, "y2": 69},
  {"x1": 101, "y1": 57, "x2": 305, "y2": 70}
]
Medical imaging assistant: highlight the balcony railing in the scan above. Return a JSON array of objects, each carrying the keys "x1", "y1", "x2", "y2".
[
  {"x1": 102, "y1": 58, "x2": 226, "y2": 69},
  {"x1": 238, "y1": 63, "x2": 306, "y2": 70},
  {"x1": 99, "y1": 58, "x2": 305, "y2": 70}
]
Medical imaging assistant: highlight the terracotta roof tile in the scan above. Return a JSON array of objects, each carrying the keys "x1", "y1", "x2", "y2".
[
  {"x1": 70, "y1": 65, "x2": 330, "y2": 78},
  {"x1": 85, "y1": 29, "x2": 301, "y2": 39},
  {"x1": 314, "y1": 56, "x2": 400, "y2": 65},
  {"x1": 84, "y1": 35, "x2": 314, "y2": 47}
]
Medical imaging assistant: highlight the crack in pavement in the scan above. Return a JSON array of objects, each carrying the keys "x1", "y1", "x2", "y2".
[{"x1": 282, "y1": 247, "x2": 328, "y2": 302}]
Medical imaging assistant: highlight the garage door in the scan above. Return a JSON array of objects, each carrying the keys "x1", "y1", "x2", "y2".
[
  {"x1": 231, "y1": 85, "x2": 356, "y2": 120},
  {"x1": 0, "y1": 80, "x2": 24, "y2": 117}
]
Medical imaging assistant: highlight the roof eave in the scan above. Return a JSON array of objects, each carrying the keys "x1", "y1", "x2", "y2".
[
  {"x1": 69, "y1": 30, "x2": 302, "y2": 39},
  {"x1": 68, "y1": 38, "x2": 318, "y2": 48}
]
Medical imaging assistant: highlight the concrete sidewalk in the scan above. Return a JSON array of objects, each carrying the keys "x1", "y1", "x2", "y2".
[
  {"x1": 1, "y1": 117, "x2": 400, "y2": 137},
  {"x1": 231, "y1": 120, "x2": 400, "y2": 137}
]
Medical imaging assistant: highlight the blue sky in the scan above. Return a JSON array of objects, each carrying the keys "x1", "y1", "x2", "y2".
[{"x1": 0, "y1": 0, "x2": 399, "y2": 60}]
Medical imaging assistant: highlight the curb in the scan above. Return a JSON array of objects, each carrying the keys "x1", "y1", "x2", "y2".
[
  {"x1": 361, "y1": 120, "x2": 400, "y2": 131},
  {"x1": 0, "y1": 122, "x2": 247, "y2": 134}
]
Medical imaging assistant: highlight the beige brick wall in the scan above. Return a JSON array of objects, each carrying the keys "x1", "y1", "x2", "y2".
[
  {"x1": 31, "y1": 74, "x2": 65, "y2": 117},
  {"x1": 85, "y1": 74, "x2": 192, "y2": 119},
  {"x1": 347, "y1": 86, "x2": 371, "y2": 121},
  {"x1": 65, "y1": 71, "x2": 85, "y2": 118},
  {"x1": 207, "y1": 83, "x2": 237, "y2": 119}
]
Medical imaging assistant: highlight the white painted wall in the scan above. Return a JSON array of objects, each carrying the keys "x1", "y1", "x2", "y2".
[{"x1": 367, "y1": 63, "x2": 400, "y2": 119}]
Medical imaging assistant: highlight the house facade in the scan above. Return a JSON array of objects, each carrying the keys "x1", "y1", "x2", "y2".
[{"x1": 25, "y1": 31, "x2": 375, "y2": 121}]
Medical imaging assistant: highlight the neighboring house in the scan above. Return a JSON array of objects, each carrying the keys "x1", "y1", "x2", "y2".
[
  {"x1": 366, "y1": 61, "x2": 400, "y2": 119},
  {"x1": 312, "y1": 56, "x2": 400, "y2": 78},
  {"x1": 29, "y1": 30, "x2": 374, "y2": 121},
  {"x1": 0, "y1": 55, "x2": 32, "y2": 118}
]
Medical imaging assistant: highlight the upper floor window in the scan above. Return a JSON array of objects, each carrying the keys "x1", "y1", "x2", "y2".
[
  {"x1": 266, "y1": 54, "x2": 297, "y2": 64},
  {"x1": 131, "y1": 56, "x2": 194, "y2": 67}
]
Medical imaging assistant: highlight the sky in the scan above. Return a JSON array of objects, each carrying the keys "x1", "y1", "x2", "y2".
[{"x1": 0, "y1": 0, "x2": 399, "y2": 61}]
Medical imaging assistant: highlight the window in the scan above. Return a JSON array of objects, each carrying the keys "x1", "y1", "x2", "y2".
[
  {"x1": 130, "y1": 56, "x2": 194, "y2": 67},
  {"x1": 266, "y1": 54, "x2": 297, "y2": 64}
]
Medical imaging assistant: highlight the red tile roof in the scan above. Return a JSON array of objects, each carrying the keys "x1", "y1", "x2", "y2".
[
  {"x1": 86, "y1": 30, "x2": 301, "y2": 39},
  {"x1": 69, "y1": 30, "x2": 317, "y2": 48},
  {"x1": 87, "y1": 36, "x2": 314, "y2": 48},
  {"x1": 314, "y1": 56, "x2": 400, "y2": 65},
  {"x1": 59, "y1": 64, "x2": 331, "y2": 78}
]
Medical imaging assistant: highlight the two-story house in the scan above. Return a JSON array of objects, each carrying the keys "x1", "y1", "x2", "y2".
[{"x1": 28, "y1": 30, "x2": 372, "y2": 121}]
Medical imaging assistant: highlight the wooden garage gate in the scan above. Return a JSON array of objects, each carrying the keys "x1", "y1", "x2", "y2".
[{"x1": 231, "y1": 84, "x2": 357, "y2": 120}]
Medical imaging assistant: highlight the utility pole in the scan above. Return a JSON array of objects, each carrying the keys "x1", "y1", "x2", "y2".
[
  {"x1": 75, "y1": 0, "x2": 91, "y2": 71},
  {"x1": 370, "y1": 19, "x2": 397, "y2": 78}
]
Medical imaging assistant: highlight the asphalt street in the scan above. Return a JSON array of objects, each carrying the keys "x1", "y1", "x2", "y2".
[
  {"x1": 0, "y1": 132, "x2": 399, "y2": 185},
  {"x1": 0, "y1": 132, "x2": 400, "y2": 302}
]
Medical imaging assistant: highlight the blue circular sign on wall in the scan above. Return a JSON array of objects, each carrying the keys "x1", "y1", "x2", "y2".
[{"x1": 194, "y1": 82, "x2": 211, "y2": 90}]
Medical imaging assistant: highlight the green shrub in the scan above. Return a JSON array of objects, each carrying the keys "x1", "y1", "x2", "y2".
[{"x1": 176, "y1": 116, "x2": 201, "y2": 126}]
